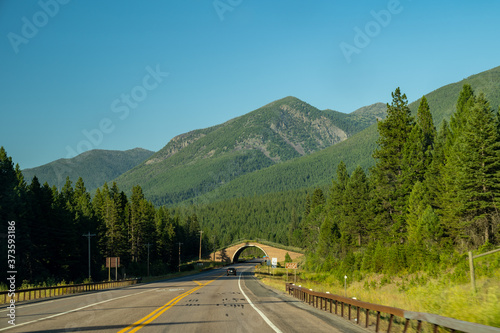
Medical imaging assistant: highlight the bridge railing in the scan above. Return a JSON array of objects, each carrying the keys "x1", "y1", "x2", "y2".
[
  {"x1": 0, "y1": 278, "x2": 141, "y2": 305},
  {"x1": 285, "y1": 283, "x2": 498, "y2": 333}
]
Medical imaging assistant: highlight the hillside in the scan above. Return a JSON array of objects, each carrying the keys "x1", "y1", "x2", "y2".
[
  {"x1": 408, "y1": 65, "x2": 500, "y2": 124},
  {"x1": 22, "y1": 148, "x2": 154, "y2": 192},
  {"x1": 187, "y1": 66, "x2": 500, "y2": 204},
  {"x1": 114, "y1": 97, "x2": 386, "y2": 205}
]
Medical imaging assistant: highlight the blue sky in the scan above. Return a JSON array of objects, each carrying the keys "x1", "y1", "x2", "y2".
[{"x1": 1, "y1": 0, "x2": 499, "y2": 169}]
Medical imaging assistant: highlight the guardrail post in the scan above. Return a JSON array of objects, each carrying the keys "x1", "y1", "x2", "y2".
[
  {"x1": 376, "y1": 311, "x2": 381, "y2": 333},
  {"x1": 356, "y1": 306, "x2": 360, "y2": 324},
  {"x1": 387, "y1": 314, "x2": 393, "y2": 333},
  {"x1": 403, "y1": 318, "x2": 410, "y2": 333},
  {"x1": 366, "y1": 309, "x2": 369, "y2": 328}
]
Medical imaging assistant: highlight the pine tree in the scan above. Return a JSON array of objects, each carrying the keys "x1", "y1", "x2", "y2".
[
  {"x1": 302, "y1": 188, "x2": 326, "y2": 250},
  {"x1": 400, "y1": 96, "x2": 436, "y2": 225},
  {"x1": 450, "y1": 83, "x2": 475, "y2": 138},
  {"x1": 417, "y1": 96, "x2": 437, "y2": 149},
  {"x1": 344, "y1": 166, "x2": 370, "y2": 246},
  {"x1": 372, "y1": 88, "x2": 415, "y2": 242},
  {"x1": 442, "y1": 93, "x2": 500, "y2": 247},
  {"x1": 156, "y1": 207, "x2": 175, "y2": 267},
  {"x1": 425, "y1": 120, "x2": 450, "y2": 209}
]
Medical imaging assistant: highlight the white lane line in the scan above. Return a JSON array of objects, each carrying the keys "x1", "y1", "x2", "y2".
[
  {"x1": 238, "y1": 271, "x2": 282, "y2": 333},
  {"x1": 0, "y1": 287, "x2": 159, "y2": 331}
]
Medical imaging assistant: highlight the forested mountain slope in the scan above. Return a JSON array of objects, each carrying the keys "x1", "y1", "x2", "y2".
[
  {"x1": 22, "y1": 148, "x2": 154, "y2": 192},
  {"x1": 188, "y1": 66, "x2": 500, "y2": 204},
  {"x1": 114, "y1": 97, "x2": 386, "y2": 205}
]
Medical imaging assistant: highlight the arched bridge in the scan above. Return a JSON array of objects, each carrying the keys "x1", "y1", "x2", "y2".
[{"x1": 211, "y1": 241, "x2": 304, "y2": 264}]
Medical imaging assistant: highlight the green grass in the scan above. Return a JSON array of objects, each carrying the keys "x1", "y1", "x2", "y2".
[{"x1": 255, "y1": 266, "x2": 500, "y2": 328}]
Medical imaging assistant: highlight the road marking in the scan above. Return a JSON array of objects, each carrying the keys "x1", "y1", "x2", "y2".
[
  {"x1": 238, "y1": 272, "x2": 283, "y2": 333},
  {"x1": 0, "y1": 288, "x2": 159, "y2": 332},
  {"x1": 118, "y1": 274, "x2": 223, "y2": 333}
]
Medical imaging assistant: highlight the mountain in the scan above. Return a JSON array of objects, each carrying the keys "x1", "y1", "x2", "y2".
[
  {"x1": 408, "y1": 65, "x2": 500, "y2": 125},
  {"x1": 114, "y1": 97, "x2": 386, "y2": 205},
  {"x1": 22, "y1": 148, "x2": 154, "y2": 192},
  {"x1": 183, "y1": 66, "x2": 500, "y2": 204}
]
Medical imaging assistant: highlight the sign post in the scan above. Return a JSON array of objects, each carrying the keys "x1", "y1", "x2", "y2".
[
  {"x1": 106, "y1": 257, "x2": 120, "y2": 281},
  {"x1": 271, "y1": 258, "x2": 277, "y2": 276}
]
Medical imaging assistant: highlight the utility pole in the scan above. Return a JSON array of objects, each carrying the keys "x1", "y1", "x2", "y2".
[
  {"x1": 178, "y1": 242, "x2": 183, "y2": 272},
  {"x1": 212, "y1": 235, "x2": 216, "y2": 262},
  {"x1": 82, "y1": 232, "x2": 96, "y2": 281},
  {"x1": 199, "y1": 230, "x2": 203, "y2": 261},
  {"x1": 146, "y1": 243, "x2": 151, "y2": 277}
]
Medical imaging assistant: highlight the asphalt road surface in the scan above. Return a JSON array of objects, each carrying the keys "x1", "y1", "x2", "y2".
[{"x1": 0, "y1": 261, "x2": 367, "y2": 333}]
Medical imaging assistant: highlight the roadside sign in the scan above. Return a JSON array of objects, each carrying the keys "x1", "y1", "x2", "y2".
[
  {"x1": 106, "y1": 257, "x2": 120, "y2": 282},
  {"x1": 271, "y1": 257, "x2": 277, "y2": 268},
  {"x1": 267, "y1": 259, "x2": 271, "y2": 266},
  {"x1": 106, "y1": 257, "x2": 120, "y2": 268}
]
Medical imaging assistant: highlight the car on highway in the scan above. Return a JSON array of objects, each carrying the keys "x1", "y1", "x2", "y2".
[{"x1": 227, "y1": 267, "x2": 237, "y2": 276}]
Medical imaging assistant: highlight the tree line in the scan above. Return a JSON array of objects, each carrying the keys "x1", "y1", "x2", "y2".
[
  {"x1": 290, "y1": 85, "x2": 500, "y2": 276},
  {"x1": 2, "y1": 83, "x2": 498, "y2": 285},
  {"x1": 0, "y1": 155, "x2": 211, "y2": 284}
]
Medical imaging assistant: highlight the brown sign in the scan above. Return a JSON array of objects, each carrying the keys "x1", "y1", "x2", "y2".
[
  {"x1": 285, "y1": 263, "x2": 297, "y2": 269},
  {"x1": 106, "y1": 257, "x2": 120, "y2": 268}
]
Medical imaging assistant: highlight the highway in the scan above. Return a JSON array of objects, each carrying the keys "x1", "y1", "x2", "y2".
[{"x1": 0, "y1": 261, "x2": 367, "y2": 332}]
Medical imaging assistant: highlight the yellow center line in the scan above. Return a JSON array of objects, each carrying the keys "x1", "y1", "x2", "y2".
[{"x1": 118, "y1": 274, "x2": 224, "y2": 333}]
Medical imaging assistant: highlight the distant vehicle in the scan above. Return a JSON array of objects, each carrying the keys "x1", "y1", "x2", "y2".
[{"x1": 227, "y1": 267, "x2": 237, "y2": 276}]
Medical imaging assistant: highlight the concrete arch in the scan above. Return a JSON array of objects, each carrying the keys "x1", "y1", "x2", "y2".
[
  {"x1": 211, "y1": 241, "x2": 304, "y2": 264},
  {"x1": 231, "y1": 244, "x2": 268, "y2": 263}
]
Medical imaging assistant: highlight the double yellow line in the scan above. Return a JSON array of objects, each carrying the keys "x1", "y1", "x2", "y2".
[{"x1": 118, "y1": 274, "x2": 223, "y2": 333}]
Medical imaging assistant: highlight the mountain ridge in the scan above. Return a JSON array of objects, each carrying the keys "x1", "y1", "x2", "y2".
[
  {"x1": 113, "y1": 96, "x2": 387, "y2": 205},
  {"x1": 22, "y1": 148, "x2": 154, "y2": 192},
  {"x1": 178, "y1": 65, "x2": 500, "y2": 205}
]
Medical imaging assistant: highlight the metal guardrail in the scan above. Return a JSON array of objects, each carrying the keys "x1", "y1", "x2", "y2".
[
  {"x1": 286, "y1": 283, "x2": 500, "y2": 333},
  {"x1": 0, "y1": 278, "x2": 141, "y2": 304}
]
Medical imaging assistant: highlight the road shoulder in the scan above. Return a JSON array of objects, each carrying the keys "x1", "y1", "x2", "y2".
[{"x1": 241, "y1": 273, "x2": 370, "y2": 333}]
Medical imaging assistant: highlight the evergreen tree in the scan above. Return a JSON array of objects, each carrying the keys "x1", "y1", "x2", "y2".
[
  {"x1": 417, "y1": 96, "x2": 437, "y2": 149},
  {"x1": 442, "y1": 93, "x2": 500, "y2": 247},
  {"x1": 424, "y1": 120, "x2": 450, "y2": 209},
  {"x1": 344, "y1": 166, "x2": 370, "y2": 246},
  {"x1": 450, "y1": 83, "x2": 475, "y2": 138},
  {"x1": 302, "y1": 188, "x2": 326, "y2": 250},
  {"x1": 372, "y1": 88, "x2": 415, "y2": 242},
  {"x1": 155, "y1": 207, "x2": 175, "y2": 268}
]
